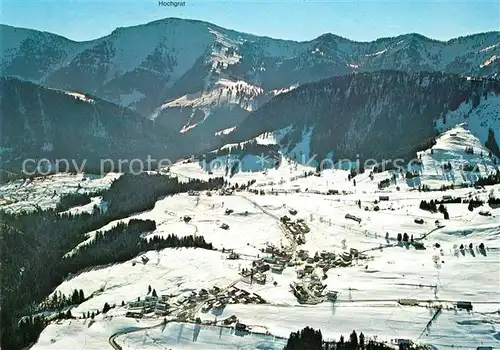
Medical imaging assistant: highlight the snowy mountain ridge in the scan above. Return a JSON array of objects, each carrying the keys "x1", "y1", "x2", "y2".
[{"x1": 2, "y1": 20, "x2": 499, "y2": 156}]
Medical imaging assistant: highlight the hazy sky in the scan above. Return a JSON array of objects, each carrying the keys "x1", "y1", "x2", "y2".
[{"x1": 1, "y1": 0, "x2": 498, "y2": 42}]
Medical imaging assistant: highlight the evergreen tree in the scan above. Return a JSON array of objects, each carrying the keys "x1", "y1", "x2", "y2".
[
  {"x1": 443, "y1": 210, "x2": 450, "y2": 220},
  {"x1": 102, "y1": 302, "x2": 111, "y2": 314},
  {"x1": 284, "y1": 327, "x2": 322, "y2": 350},
  {"x1": 349, "y1": 330, "x2": 358, "y2": 348},
  {"x1": 485, "y1": 128, "x2": 500, "y2": 157}
]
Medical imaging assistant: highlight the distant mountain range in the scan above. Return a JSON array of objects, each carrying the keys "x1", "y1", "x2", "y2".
[{"x1": 1, "y1": 18, "x2": 499, "y2": 168}]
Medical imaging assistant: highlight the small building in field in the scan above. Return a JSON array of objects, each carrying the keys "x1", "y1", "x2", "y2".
[
  {"x1": 254, "y1": 274, "x2": 266, "y2": 284},
  {"x1": 398, "y1": 299, "x2": 419, "y2": 306},
  {"x1": 235, "y1": 322, "x2": 247, "y2": 331},
  {"x1": 125, "y1": 307, "x2": 144, "y2": 318},
  {"x1": 345, "y1": 214, "x2": 362, "y2": 223},
  {"x1": 223, "y1": 315, "x2": 238, "y2": 325},
  {"x1": 456, "y1": 301, "x2": 473, "y2": 311},
  {"x1": 412, "y1": 241, "x2": 426, "y2": 250},
  {"x1": 392, "y1": 339, "x2": 411, "y2": 348},
  {"x1": 228, "y1": 251, "x2": 240, "y2": 260}
]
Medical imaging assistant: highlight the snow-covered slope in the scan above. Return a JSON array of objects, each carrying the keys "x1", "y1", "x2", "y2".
[
  {"x1": 0, "y1": 172, "x2": 119, "y2": 214},
  {"x1": 437, "y1": 92, "x2": 500, "y2": 143},
  {"x1": 32, "y1": 166, "x2": 500, "y2": 348},
  {"x1": 417, "y1": 124, "x2": 499, "y2": 187}
]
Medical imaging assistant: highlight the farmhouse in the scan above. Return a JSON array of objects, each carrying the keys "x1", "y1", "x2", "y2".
[
  {"x1": 201, "y1": 302, "x2": 212, "y2": 312},
  {"x1": 271, "y1": 264, "x2": 285, "y2": 274},
  {"x1": 154, "y1": 301, "x2": 169, "y2": 316},
  {"x1": 263, "y1": 256, "x2": 277, "y2": 264},
  {"x1": 223, "y1": 315, "x2": 238, "y2": 325},
  {"x1": 456, "y1": 301, "x2": 473, "y2": 311},
  {"x1": 345, "y1": 214, "x2": 362, "y2": 223},
  {"x1": 412, "y1": 241, "x2": 426, "y2": 250},
  {"x1": 125, "y1": 310, "x2": 144, "y2": 318},
  {"x1": 392, "y1": 339, "x2": 412, "y2": 348},
  {"x1": 228, "y1": 251, "x2": 240, "y2": 260},
  {"x1": 235, "y1": 322, "x2": 247, "y2": 331}
]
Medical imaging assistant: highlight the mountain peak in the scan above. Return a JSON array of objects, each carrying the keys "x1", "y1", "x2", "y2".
[{"x1": 313, "y1": 33, "x2": 348, "y2": 43}]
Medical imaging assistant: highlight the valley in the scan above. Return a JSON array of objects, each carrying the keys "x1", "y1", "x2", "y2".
[{"x1": 2, "y1": 125, "x2": 499, "y2": 349}]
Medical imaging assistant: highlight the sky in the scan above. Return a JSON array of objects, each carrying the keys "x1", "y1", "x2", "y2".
[{"x1": 1, "y1": 0, "x2": 498, "y2": 42}]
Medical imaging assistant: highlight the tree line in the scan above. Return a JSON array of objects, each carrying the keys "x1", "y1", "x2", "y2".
[
  {"x1": 0, "y1": 173, "x2": 223, "y2": 350},
  {"x1": 63, "y1": 219, "x2": 213, "y2": 275},
  {"x1": 283, "y1": 327, "x2": 418, "y2": 349}
]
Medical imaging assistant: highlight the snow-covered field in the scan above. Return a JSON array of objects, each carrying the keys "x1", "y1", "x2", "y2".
[
  {"x1": 31, "y1": 316, "x2": 160, "y2": 350},
  {"x1": 200, "y1": 303, "x2": 500, "y2": 347},
  {"x1": 117, "y1": 322, "x2": 286, "y2": 349},
  {"x1": 0, "y1": 172, "x2": 120, "y2": 213},
  {"x1": 52, "y1": 248, "x2": 242, "y2": 316},
  {"x1": 19, "y1": 125, "x2": 500, "y2": 349}
]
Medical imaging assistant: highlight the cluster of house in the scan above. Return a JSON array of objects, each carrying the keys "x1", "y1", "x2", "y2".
[
  {"x1": 227, "y1": 251, "x2": 240, "y2": 260},
  {"x1": 289, "y1": 280, "x2": 334, "y2": 304},
  {"x1": 218, "y1": 189, "x2": 234, "y2": 196},
  {"x1": 125, "y1": 295, "x2": 169, "y2": 318},
  {"x1": 200, "y1": 286, "x2": 266, "y2": 313},
  {"x1": 280, "y1": 215, "x2": 310, "y2": 244},
  {"x1": 221, "y1": 315, "x2": 249, "y2": 333},
  {"x1": 296, "y1": 248, "x2": 363, "y2": 274},
  {"x1": 238, "y1": 245, "x2": 293, "y2": 284}
]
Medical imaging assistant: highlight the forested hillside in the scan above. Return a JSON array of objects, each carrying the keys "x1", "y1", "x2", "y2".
[{"x1": 226, "y1": 71, "x2": 500, "y2": 161}]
